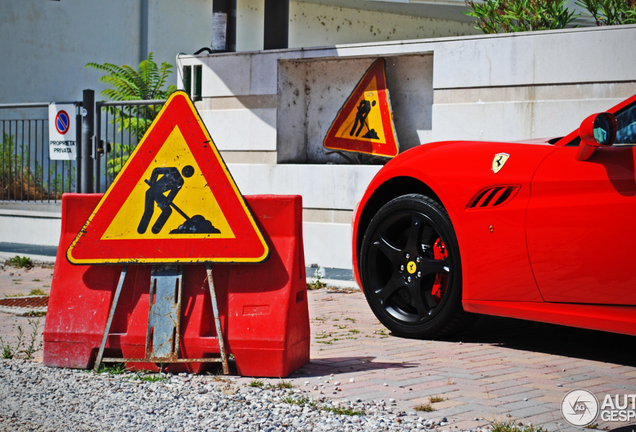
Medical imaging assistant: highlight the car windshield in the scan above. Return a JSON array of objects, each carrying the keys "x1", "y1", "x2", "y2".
[
  {"x1": 564, "y1": 97, "x2": 636, "y2": 147},
  {"x1": 615, "y1": 103, "x2": 636, "y2": 145}
]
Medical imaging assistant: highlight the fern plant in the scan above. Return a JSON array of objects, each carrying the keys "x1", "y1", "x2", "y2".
[
  {"x1": 86, "y1": 52, "x2": 176, "y2": 102},
  {"x1": 86, "y1": 53, "x2": 176, "y2": 178}
]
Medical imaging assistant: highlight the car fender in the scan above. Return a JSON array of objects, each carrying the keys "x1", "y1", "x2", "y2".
[{"x1": 353, "y1": 140, "x2": 558, "y2": 303}]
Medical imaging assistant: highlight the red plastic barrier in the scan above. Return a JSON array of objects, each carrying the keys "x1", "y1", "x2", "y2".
[{"x1": 44, "y1": 193, "x2": 309, "y2": 377}]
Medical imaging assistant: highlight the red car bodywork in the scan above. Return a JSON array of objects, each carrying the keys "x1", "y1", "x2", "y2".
[{"x1": 352, "y1": 93, "x2": 636, "y2": 336}]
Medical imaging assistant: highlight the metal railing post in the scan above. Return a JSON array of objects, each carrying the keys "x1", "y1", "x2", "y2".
[
  {"x1": 75, "y1": 107, "x2": 82, "y2": 193},
  {"x1": 81, "y1": 89, "x2": 94, "y2": 193},
  {"x1": 95, "y1": 102, "x2": 101, "y2": 193}
]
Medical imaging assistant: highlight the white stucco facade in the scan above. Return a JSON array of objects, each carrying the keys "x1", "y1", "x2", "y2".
[
  {"x1": 236, "y1": 0, "x2": 478, "y2": 51},
  {"x1": 0, "y1": 0, "x2": 212, "y2": 107},
  {"x1": 177, "y1": 25, "x2": 636, "y2": 270},
  {"x1": 1, "y1": 1, "x2": 635, "y2": 272}
]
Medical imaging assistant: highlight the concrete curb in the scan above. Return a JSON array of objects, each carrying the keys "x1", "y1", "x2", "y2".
[
  {"x1": 307, "y1": 277, "x2": 359, "y2": 290},
  {"x1": 0, "y1": 252, "x2": 56, "y2": 266},
  {"x1": 0, "y1": 306, "x2": 47, "y2": 316}
]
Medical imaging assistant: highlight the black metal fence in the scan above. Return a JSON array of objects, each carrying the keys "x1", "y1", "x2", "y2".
[
  {"x1": 95, "y1": 99, "x2": 165, "y2": 193},
  {"x1": 0, "y1": 103, "x2": 77, "y2": 203},
  {"x1": 0, "y1": 98, "x2": 166, "y2": 200}
]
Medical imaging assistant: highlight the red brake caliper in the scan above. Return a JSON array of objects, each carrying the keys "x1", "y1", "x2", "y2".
[{"x1": 430, "y1": 238, "x2": 448, "y2": 303}]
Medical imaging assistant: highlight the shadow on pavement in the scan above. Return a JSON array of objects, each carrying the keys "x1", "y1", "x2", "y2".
[
  {"x1": 446, "y1": 314, "x2": 636, "y2": 367},
  {"x1": 295, "y1": 356, "x2": 419, "y2": 376}
]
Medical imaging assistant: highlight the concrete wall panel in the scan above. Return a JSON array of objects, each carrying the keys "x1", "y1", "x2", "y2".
[
  {"x1": 192, "y1": 52, "x2": 285, "y2": 97},
  {"x1": 277, "y1": 61, "x2": 309, "y2": 162},
  {"x1": 277, "y1": 54, "x2": 435, "y2": 162},
  {"x1": 433, "y1": 27, "x2": 636, "y2": 90},
  {"x1": 303, "y1": 222, "x2": 352, "y2": 269},
  {"x1": 200, "y1": 109, "x2": 277, "y2": 151},
  {"x1": 201, "y1": 55, "x2": 254, "y2": 97},
  {"x1": 385, "y1": 54, "x2": 434, "y2": 148},
  {"x1": 433, "y1": 82, "x2": 636, "y2": 141},
  {"x1": 249, "y1": 53, "x2": 281, "y2": 95},
  {"x1": 228, "y1": 164, "x2": 382, "y2": 210},
  {"x1": 0, "y1": 213, "x2": 61, "y2": 247}
]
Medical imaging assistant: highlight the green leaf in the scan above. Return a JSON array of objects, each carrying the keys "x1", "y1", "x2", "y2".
[{"x1": 464, "y1": 0, "x2": 580, "y2": 33}]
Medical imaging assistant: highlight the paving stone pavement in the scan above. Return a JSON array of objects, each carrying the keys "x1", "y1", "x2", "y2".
[
  {"x1": 0, "y1": 264, "x2": 50, "y2": 361},
  {"x1": 274, "y1": 289, "x2": 636, "y2": 432},
  {"x1": 1, "y1": 263, "x2": 635, "y2": 432}
]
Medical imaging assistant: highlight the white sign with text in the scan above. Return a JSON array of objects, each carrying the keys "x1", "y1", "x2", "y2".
[{"x1": 48, "y1": 103, "x2": 77, "y2": 160}]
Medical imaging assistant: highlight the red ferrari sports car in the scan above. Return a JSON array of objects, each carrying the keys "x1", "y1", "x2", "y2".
[{"x1": 352, "y1": 93, "x2": 636, "y2": 338}]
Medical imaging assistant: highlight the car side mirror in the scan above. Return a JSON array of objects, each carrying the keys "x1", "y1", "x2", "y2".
[{"x1": 576, "y1": 112, "x2": 617, "y2": 161}]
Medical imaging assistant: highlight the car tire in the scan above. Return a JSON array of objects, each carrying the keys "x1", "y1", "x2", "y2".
[{"x1": 359, "y1": 193, "x2": 475, "y2": 339}]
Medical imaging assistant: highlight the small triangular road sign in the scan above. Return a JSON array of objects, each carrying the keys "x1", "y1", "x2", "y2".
[
  {"x1": 324, "y1": 58, "x2": 399, "y2": 158},
  {"x1": 67, "y1": 91, "x2": 269, "y2": 264}
]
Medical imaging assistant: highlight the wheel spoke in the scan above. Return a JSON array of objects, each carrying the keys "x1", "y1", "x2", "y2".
[
  {"x1": 375, "y1": 272, "x2": 405, "y2": 305},
  {"x1": 372, "y1": 234, "x2": 403, "y2": 266},
  {"x1": 419, "y1": 225, "x2": 435, "y2": 253},
  {"x1": 423, "y1": 289, "x2": 441, "y2": 310},
  {"x1": 408, "y1": 285, "x2": 432, "y2": 319},
  {"x1": 404, "y1": 214, "x2": 424, "y2": 253},
  {"x1": 418, "y1": 258, "x2": 450, "y2": 278}
]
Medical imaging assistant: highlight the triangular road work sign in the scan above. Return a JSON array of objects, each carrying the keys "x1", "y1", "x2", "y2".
[
  {"x1": 67, "y1": 91, "x2": 269, "y2": 264},
  {"x1": 323, "y1": 58, "x2": 399, "y2": 158}
]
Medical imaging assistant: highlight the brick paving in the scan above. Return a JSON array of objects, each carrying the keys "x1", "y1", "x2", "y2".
[
  {"x1": 2, "y1": 262, "x2": 636, "y2": 431},
  {"x1": 0, "y1": 264, "x2": 50, "y2": 361},
  {"x1": 275, "y1": 289, "x2": 636, "y2": 432}
]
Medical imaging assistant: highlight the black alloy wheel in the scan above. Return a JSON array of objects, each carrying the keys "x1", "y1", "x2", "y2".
[{"x1": 360, "y1": 194, "x2": 474, "y2": 338}]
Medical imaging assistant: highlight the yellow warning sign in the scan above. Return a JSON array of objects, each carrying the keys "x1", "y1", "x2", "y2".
[
  {"x1": 66, "y1": 91, "x2": 269, "y2": 264},
  {"x1": 102, "y1": 126, "x2": 234, "y2": 240},
  {"x1": 324, "y1": 58, "x2": 399, "y2": 158},
  {"x1": 332, "y1": 79, "x2": 387, "y2": 144}
]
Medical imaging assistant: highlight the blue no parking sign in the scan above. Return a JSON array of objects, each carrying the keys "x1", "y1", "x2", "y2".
[
  {"x1": 55, "y1": 110, "x2": 71, "y2": 135},
  {"x1": 49, "y1": 103, "x2": 77, "y2": 161}
]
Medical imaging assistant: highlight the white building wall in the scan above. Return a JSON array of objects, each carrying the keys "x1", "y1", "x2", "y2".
[
  {"x1": 288, "y1": 2, "x2": 478, "y2": 48},
  {"x1": 178, "y1": 25, "x2": 636, "y2": 270},
  {"x1": 4, "y1": 21, "x2": 636, "y2": 272},
  {"x1": 0, "y1": 0, "x2": 211, "y2": 107},
  {"x1": 235, "y1": 0, "x2": 478, "y2": 52},
  {"x1": 236, "y1": 0, "x2": 266, "y2": 52},
  {"x1": 0, "y1": 211, "x2": 61, "y2": 247},
  {"x1": 147, "y1": 0, "x2": 213, "y2": 66}
]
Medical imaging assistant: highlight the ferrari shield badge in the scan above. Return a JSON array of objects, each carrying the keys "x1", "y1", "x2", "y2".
[{"x1": 492, "y1": 153, "x2": 509, "y2": 174}]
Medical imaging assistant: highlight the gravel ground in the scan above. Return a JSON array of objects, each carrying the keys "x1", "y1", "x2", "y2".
[{"x1": 0, "y1": 360, "x2": 492, "y2": 432}]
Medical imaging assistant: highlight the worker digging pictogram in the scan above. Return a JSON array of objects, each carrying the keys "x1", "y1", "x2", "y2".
[
  {"x1": 137, "y1": 165, "x2": 220, "y2": 235},
  {"x1": 350, "y1": 99, "x2": 379, "y2": 139},
  {"x1": 324, "y1": 58, "x2": 399, "y2": 157}
]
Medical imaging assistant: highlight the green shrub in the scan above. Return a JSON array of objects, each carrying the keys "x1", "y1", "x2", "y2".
[
  {"x1": 465, "y1": 0, "x2": 636, "y2": 33},
  {"x1": 575, "y1": 0, "x2": 636, "y2": 25},
  {"x1": 7, "y1": 255, "x2": 33, "y2": 269},
  {"x1": 464, "y1": 0, "x2": 578, "y2": 33}
]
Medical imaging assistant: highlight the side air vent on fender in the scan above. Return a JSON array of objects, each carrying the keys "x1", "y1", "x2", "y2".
[{"x1": 467, "y1": 185, "x2": 521, "y2": 209}]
